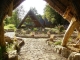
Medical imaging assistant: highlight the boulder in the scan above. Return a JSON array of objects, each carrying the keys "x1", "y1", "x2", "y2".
[
  {"x1": 8, "y1": 50, "x2": 18, "y2": 60},
  {"x1": 54, "y1": 45, "x2": 71, "y2": 58},
  {"x1": 61, "y1": 47, "x2": 71, "y2": 58},
  {"x1": 49, "y1": 34, "x2": 55, "y2": 42},
  {"x1": 54, "y1": 45, "x2": 63, "y2": 54},
  {"x1": 5, "y1": 36, "x2": 12, "y2": 43}
]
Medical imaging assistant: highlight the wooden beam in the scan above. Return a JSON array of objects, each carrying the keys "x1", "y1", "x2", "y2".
[
  {"x1": 63, "y1": 6, "x2": 71, "y2": 20},
  {"x1": 75, "y1": 24, "x2": 80, "y2": 41},
  {"x1": 61, "y1": 17, "x2": 79, "y2": 47},
  {"x1": 8, "y1": 1, "x2": 13, "y2": 16},
  {"x1": 0, "y1": 22, "x2": 6, "y2": 47}
]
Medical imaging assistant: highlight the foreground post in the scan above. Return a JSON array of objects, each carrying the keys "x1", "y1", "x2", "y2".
[
  {"x1": 61, "y1": 18, "x2": 79, "y2": 47},
  {"x1": 0, "y1": 21, "x2": 6, "y2": 51}
]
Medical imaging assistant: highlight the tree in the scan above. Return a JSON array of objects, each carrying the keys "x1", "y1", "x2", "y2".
[
  {"x1": 4, "y1": 10, "x2": 20, "y2": 27},
  {"x1": 30, "y1": 7, "x2": 38, "y2": 15},
  {"x1": 43, "y1": 4, "x2": 69, "y2": 26}
]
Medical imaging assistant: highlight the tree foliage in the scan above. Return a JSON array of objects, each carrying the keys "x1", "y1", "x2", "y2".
[
  {"x1": 4, "y1": 10, "x2": 20, "y2": 27},
  {"x1": 43, "y1": 4, "x2": 69, "y2": 26},
  {"x1": 30, "y1": 7, "x2": 38, "y2": 15}
]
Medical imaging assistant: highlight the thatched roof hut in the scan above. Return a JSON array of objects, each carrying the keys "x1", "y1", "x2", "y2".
[{"x1": 18, "y1": 10, "x2": 44, "y2": 28}]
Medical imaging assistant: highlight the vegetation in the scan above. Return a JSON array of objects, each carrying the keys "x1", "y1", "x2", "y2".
[
  {"x1": 4, "y1": 24, "x2": 16, "y2": 30},
  {"x1": 4, "y1": 10, "x2": 20, "y2": 28},
  {"x1": 33, "y1": 28, "x2": 38, "y2": 31},
  {"x1": 6, "y1": 43, "x2": 15, "y2": 52},
  {"x1": 54, "y1": 40, "x2": 62, "y2": 45},
  {"x1": 43, "y1": 4, "x2": 69, "y2": 26},
  {"x1": 0, "y1": 46, "x2": 6, "y2": 60}
]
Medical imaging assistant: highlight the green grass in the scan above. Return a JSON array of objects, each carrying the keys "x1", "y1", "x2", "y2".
[
  {"x1": 4, "y1": 24, "x2": 16, "y2": 30},
  {"x1": 6, "y1": 43, "x2": 15, "y2": 52},
  {"x1": 54, "y1": 40, "x2": 62, "y2": 45}
]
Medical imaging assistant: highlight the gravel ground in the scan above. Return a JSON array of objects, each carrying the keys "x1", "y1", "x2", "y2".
[
  {"x1": 5, "y1": 32, "x2": 67, "y2": 60},
  {"x1": 18, "y1": 38, "x2": 67, "y2": 60}
]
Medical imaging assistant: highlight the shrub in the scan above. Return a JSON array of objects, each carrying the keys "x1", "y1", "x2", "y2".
[
  {"x1": 54, "y1": 40, "x2": 61, "y2": 45},
  {"x1": 33, "y1": 28, "x2": 38, "y2": 31},
  {"x1": 4, "y1": 24, "x2": 16, "y2": 30},
  {"x1": 58, "y1": 25, "x2": 64, "y2": 32}
]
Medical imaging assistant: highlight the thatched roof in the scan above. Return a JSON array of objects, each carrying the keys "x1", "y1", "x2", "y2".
[
  {"x1": 45, "y1": 0, "x2": 80, "y2": 22},
  {"x1": 0, "y1": 0, "x2": 24, "y2": 24},
  {"x1": 18, "y1": 10, "x2": 44, "y2": 28}
]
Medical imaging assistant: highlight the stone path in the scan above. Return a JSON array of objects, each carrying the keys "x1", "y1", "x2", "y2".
[{"x1": 18, "y1": 38, "x2": 67, "y2": 60}]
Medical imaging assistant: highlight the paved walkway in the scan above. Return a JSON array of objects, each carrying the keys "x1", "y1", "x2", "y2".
[{"x1": 18, "y1": 38, "x2": 67, "y2": 60}]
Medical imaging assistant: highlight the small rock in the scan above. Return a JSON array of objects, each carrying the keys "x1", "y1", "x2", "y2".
[
  {"x1": 8, "y1": 50, "x2": 18, "y2": 60},
  {"x1": 5, "y1": 36, "x2": 12, "y2": 43},
  {"x1": 61, "y1": 47, "x2": 71, "y2": 58},
  {"x1": 68, "y1": 52, "x2": 80, "y2": 60},
  {"x1": 54, "y1": 45, "x2": 63, "y2": 54}
]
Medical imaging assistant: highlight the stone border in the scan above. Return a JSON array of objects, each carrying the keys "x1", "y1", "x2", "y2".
[{"x1": 50, "y1": 45, "x2": 80, "y2": 60}]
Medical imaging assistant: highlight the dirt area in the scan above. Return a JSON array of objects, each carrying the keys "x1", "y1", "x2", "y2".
[
  {"x1": 18, "y1": 38, "x2": 67, "y2": 60},
  {"x1": 5, "y1": 32, "x2": 78, "y2": 60}
]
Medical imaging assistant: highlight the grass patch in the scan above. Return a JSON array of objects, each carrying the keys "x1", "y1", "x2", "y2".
[
  {"x1": 54, "y1": 40, "x2": 61, "y2": 45},
  {"x1": 6, "y1": 43, "x2": 15, "y2": 52},
  {"x1": 4, "y1": 24, "x2": 16, "y2": 30}
]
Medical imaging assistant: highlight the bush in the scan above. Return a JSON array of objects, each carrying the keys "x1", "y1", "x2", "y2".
[
  {"x1": 4, "y1": 24, "x2": 16, "y2": 30},
  {"x1": 33, "y1": 28, "x2": 38, "y2": 31},
  {"x1": 58, "y1": 25, "x2": 64, "y2": 32},
  {"x1": 54, "y1": 40, "x2": 61, "y2": 45},
  {"x1": 6, "y1": 43, "x2": 15, "y2": 52}
]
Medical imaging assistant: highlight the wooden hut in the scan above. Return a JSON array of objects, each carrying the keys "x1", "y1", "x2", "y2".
[{"x1": 18, "y1": 9, "x2": 44, "y2": 28}]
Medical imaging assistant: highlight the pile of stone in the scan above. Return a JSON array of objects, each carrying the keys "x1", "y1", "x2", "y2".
[
  {"x1": 4, "y1": 35, "x2": 24, "y2": 60},
  {"x1": 52, "y1": 45, "x2": 80, "y2": 60}
]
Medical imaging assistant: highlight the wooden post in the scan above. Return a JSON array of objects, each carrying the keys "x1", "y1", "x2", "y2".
[
  {"x1": 75, "y1": 24, "x2": 80, "y2": 41},
  {"x1": 0, "y1": 1, "x2": 13, "y2": 47},
  {"x1": 0, "y1": 22, "x2": 6, "y2": 47},
  {"x1": 61, "y1": 18, "x2": 79, "y2": 47}
]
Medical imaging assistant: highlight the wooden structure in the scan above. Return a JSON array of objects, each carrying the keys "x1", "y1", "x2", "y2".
[
  {"x1": 45, "y1": 0, "x2": 80, "y2": 47},
  {"x1": 0, "y1": 0, "x2": 24, "y2": 47},
  {"x1": 18, "y1": 10, "x2": 44, "y2": 28},
  {"x1": 0, "y1": 0, "x2": 80, "y2": 47},
  {"x1": 18, "y1": 9, "x2": 52, "y2": 28}
]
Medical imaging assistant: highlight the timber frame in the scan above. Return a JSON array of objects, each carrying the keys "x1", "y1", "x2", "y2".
[
  {"x1": 45, "y1": 0, "x2": 80, "y2": 47},
  {"x1": 0, "y1": 0, "x2": 80, "y2": 48},
  {"x1": 0, "y1": 0, "x2": 24, "y2": 47}
]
